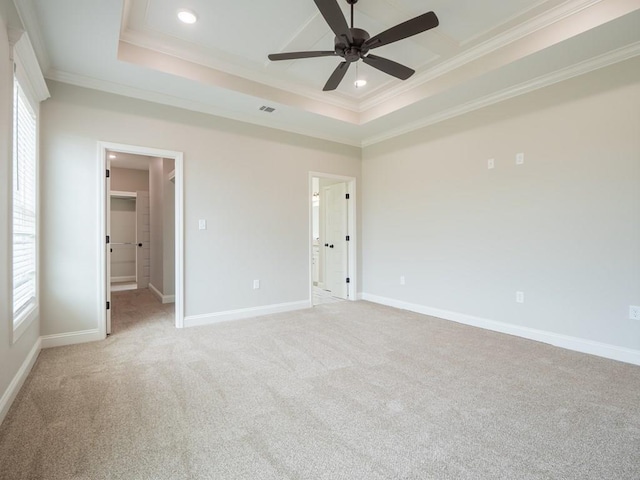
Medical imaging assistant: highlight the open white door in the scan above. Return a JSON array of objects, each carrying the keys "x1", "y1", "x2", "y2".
[
  {"x1": 106, "y1": 159, "x2": 112, "y2": 335},
  {"x1": 324, "y1": 182, "x2": 348, "y2": 299},
  {"x1": 136, "y1": 191, "x2": 150, "y2": 289}
]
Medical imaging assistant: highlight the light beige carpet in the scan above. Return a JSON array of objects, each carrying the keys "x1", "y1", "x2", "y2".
[{"x1": 1, "y1": 289, "x2": 639, "y2": 479}]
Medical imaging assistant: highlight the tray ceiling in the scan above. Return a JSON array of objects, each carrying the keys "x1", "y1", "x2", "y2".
[{"x1": 13, "y1": 0, "x2": 640, "y2": 146}]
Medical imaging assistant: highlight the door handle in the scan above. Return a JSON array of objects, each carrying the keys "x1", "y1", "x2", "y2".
[
  {"x1": 329, "y1": 244, "x2": 334, "y2": 248},
  {"x1": 138, "y1": 243, "x2": 143, "y2": 247},
  {"x1": 324, "y1": 243, "x2": 329, "y2": 247}
]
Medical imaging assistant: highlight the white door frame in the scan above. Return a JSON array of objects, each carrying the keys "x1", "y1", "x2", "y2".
[
  {"x1": 98, "y1": 141, "x2": 185, "y2": 332},
  {"x1": 309, "y1": 172, "x2": 357, "y2": 303}
]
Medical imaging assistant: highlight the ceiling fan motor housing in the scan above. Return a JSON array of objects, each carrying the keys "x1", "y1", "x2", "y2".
[{"x1": 335, "y1": 28, "x2": 370, "y2": 62}]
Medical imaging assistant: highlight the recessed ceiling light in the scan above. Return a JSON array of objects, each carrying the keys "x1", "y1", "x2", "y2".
[
  {"x1": 177, "y1": 9, "x2": 198, "y2": 24},
  {"x1": 109, "y1": 154, "x2": 116, "y2": 159},
  {"x1": 354, "y1": 79, "x2": 367, "y2": 88}
]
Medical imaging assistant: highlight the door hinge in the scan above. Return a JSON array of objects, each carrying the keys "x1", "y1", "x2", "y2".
[
  {"x1": 106, "y1": 169, "x2": 110, "y2": 178},
  {"x1": 106, "y1": 301, "x2": 110, "y2": 310},
  {"x1": 346, "y1": 277, "x2": 350, "y2": 284},
  {"x1": 346, "y1": 235, "x2": 350, "y2": 241},
  {"x1": 345, "y1": 193, "x2": 350, "y2": 200},
  {"x1": 106, "y1": 235, "x2": 110, "y2": 244}
]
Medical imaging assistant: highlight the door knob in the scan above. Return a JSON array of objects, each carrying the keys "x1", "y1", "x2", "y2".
[
  {"x1": 138, "y1": 243, "x2": 143, "y2": 247},
  {"x1": 324, "y1": 243, "x2": 329, "y2": 247},
  {"x1": 329, "y1": 244, "x2": 334, "y2": 248}
]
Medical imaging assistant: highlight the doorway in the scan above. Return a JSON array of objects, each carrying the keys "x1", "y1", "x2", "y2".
[
  {"x1": 99, "y1": 142, "x2": 184, "y2": 336},
  {"x1": 310, "y1": 173, "x2": 356, "y2": 306}
]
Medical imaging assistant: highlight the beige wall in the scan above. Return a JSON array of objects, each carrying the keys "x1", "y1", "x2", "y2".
[
  {"x1": 110, "y1": 167, "x2": 149, "y2": 192},
  {"x1": 362, "y1": 57, "x2": 640, "y2": 351},
  {"x1": 0, "y1": 3, "x2": 41, "y2": 420},
  {"x1": 148, "y1": 157, "x2": 175, "y2": 296},
  {"x1": 39, "y1": 81, "x2": 361, "y2": 335},
  {"x1": 163, "y1": 159, "x2": 175, "y2": 296},
  {"x1": 149, "y1": 157, "x2": 164, "y2": 293}
]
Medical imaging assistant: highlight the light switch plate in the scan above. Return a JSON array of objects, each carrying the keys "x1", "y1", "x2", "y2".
[{"x1": 198, "y1": 219, "x2": 206, "y2": 230}]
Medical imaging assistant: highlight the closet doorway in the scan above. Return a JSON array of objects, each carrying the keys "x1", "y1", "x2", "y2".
[{"x1": 100, "y1": 142, "x2": 184, "y2": 336}]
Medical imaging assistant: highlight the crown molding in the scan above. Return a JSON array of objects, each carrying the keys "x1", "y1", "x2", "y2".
[
  {"x1": 45, "y1": 69, "x2": 361, "y2": 148},
  {"x1": 359, "y1": 0, "x2": 603, "y2": 112},
  {"x1": 361, "y1": 41, "x2": 640, "y2": 147},
  {"x1": 12, "y1": 0, "x2": 51, "y2": 73},
  {"x1": 119, "y1": 29, "x2": 360, "y2": 113},
  {"x1": 45, "y1": 39, "x2": 640, "y2": 151}
]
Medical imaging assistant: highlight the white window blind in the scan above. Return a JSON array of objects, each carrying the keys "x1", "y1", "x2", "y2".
[{"x1": 13, "y1": 78, "x2": 37, "y2": 322}]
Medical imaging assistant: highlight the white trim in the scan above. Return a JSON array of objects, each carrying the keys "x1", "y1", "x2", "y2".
[
  {"x1": 308, "y1": 172, "x2": 357, "y2": 305},
  {"x1": 12, "y1": 306, "x2": 38, "y2": 344},
  {"x1": 0, "y1": 338, "x2": 41, "y2": 425},
  {"x1": 148, "y1": 282, "x2": 175, "y2": 304},
  {"x1": 12, "y1": 0, "x2": 51, "y2": 73},
  {"x1": 184, "y1": 300, "x2": 311, "y2": 328},
  {"x1": 118, "y1": 33, "x2": 357, "y2": 113},
  {"x1": 98, "y1": 141, "x2": 185, "y2": 333},
  {"x1": 47, "y1": 70, "x2": 362, "y2": 148},
  {"x1": 359, "y1": 0, "x2": 604, "y2": 111},
  {"x1": 10, "y1": 31, "x2": 49, "y2": 106},
  {"x1": 361, "y1": 41, "x2": 640, "y2": 147},
  {"x1": 40, "y1": 329, "x2": 103, "y2": 349},
  {"x1": 110, "y1": 190, "x2": 137, "y2": 198},
  {"x1": 111, "y1": 275, "x2": 136, "y2": 283},
  {"x1": 361, "y1": 293, "x2": 640, "y2": 366}
]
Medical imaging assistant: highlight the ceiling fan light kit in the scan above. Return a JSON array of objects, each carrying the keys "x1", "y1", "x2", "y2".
[{"x1": 268, "y1": 0, "x2": 439, "y2": 91}]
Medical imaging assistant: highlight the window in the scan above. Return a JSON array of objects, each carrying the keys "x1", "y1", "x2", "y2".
[{"x1": 12, "y1": 77, "x2": 37, "y2": 327}]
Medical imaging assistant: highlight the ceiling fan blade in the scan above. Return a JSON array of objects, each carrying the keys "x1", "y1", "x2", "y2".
[
  {"x1": 323, "y1": 62, "x2": 350, "y2": 91},
  {"x1": 268, "y1": 51, "x2": 337, "y2": 61},
  {"x1": 364, "y1": 11, "x2": 439, "y2": 50},
  {"x1": 313, "y1": 0, "x2": 353, "y2": 44},
  {"x1": 362, "y1": 54, "x2": 415, "y2": 80}
]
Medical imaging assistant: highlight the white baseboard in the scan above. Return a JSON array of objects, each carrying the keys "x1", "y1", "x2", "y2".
[
  {"x1": 361, "y1": 293, "x2": 640, "y2": 366},
  {"x1": 184, "y1": 300, "x2": 311, "y2": 328},
  {"x1": 111, "y1": 275, "x2": 135, "y2": 283},
  {"x1": 40, "y1": 329, "x2": 104, "y2": 349},
  {"x1": 0, "y1": 338, "x2": 41, "y2": 425},
  {"x1": 148, "y1": 283, "x2": 175, "y2": 304}
]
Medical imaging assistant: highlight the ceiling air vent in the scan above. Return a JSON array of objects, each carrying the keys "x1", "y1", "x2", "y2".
[{"x1": 259, "y1": 106, "x2": 276, "y2": 113}]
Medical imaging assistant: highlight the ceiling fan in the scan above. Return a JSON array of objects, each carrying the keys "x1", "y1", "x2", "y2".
[{"x1": 268, "y1": 0, "x2": 439, "y2": 91}]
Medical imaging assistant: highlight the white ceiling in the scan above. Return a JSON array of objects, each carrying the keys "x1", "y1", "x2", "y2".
[{"x1": 14, "y1": 0, "x2": 640, "y2": 146}]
